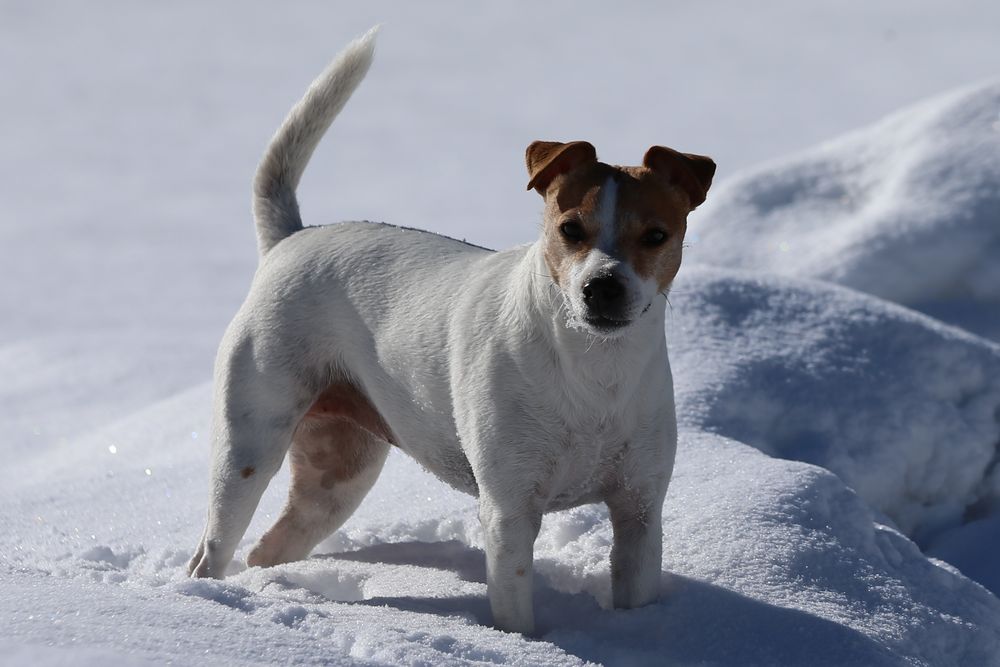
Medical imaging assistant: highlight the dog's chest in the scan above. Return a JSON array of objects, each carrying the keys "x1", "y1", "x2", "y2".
[
  {"x1": 539, "y1": 420, "x2": 630, "y2": 511},
  {"x1": 524, "y1": 354, "x2": 651, "y2": 511}
]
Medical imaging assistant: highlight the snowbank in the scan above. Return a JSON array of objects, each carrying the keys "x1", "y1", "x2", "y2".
[
  {"x1": 688, "y1": 80, "x2": 1000, "y2": 339},
  {"x1": 668, "y1": 266, "x2": 1000, "y2": 547},
  {"x1": 3, "y1": 385, "x2": 998, "y2": 665},
  {"x1": 5, "y1": 2, "x2": 1000, "y2": 663}
]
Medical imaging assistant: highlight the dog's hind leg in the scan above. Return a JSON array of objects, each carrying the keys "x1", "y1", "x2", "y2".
[
  {"x1": 246, "y1": 417, "x2": 389, "y2": 567},
  {"x1": 188, "y1": 333, "x2": 315, "y2": 579}
]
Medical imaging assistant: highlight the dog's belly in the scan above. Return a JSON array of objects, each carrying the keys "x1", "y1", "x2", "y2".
[
  {"x1": 304, "y1": 381, "x2": 479, "y2": 495},
  {"x1": 305, "y1": 379, "x2": 626, "y2": 509},
  {"x1": 414, "y1": 446, "x2": 479, "y2": 496}
]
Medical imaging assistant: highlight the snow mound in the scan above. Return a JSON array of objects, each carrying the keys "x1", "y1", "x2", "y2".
[
  {"x1": 660, "y1": 432, "x2": 1000, "y2": 667},
  {"x1": 668, "y1": 265, "x2": 1000, "y2": 545},
  {"x1": 4, "y1": 377, "x2": 999, "y2": 665},
  {"x1": 688, "y1": 80, "x2": 1000, "y2": 338}
]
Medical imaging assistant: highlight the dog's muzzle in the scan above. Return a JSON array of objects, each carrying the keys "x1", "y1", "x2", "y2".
[{"x1": 582, "y1": 272, "x2": 630, "y2": 330}]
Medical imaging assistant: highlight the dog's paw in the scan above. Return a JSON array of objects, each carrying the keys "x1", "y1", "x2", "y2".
[
  {"x1": 187, "y1": 541, "x2": 224, "y2": 579},
  {"x1": 245, "y1": 543, "x2": 275, "y2": 569},
  {"x1": 186, "y1": 544, "x2": 204, "y2": 577},
  {"x1": 188, "y1": 556, "x2": 213, "y2": 578},
  {"x1": 189, "y1": 557, "x2": 229, "y2": 579}
]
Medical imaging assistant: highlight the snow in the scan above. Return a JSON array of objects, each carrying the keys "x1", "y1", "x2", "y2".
[
  {"x1": 688, "y1": 81, "x2": 1000, "y2": 340},
  {"x1": 7, "y1": 395, "x2": 999, "y2": 664},
  {"x1": 4, "y1": 1, "x2": 1000, "y2": 665},
  {"x1": 668, "y1": 267, "x2": 1000, "y2": 544}
]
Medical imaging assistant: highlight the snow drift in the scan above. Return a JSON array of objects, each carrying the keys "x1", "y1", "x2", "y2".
[
  {"x1": 688, "y1": 80, "x2": 1000, "y2": 339},
  {"x1": 668, "y1": 267, "x2": 1000, "y2": 546},
  {"x1": 4, "y1": 386, "x2": 999, "y2": 665}
]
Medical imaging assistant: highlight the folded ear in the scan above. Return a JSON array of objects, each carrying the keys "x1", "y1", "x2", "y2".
[
  {"x1": 525, "y1": 140, "x2": 597, "y2": 194},
  {"x1": 642, "y1": 146, "x2": 716, "y2": 209}
]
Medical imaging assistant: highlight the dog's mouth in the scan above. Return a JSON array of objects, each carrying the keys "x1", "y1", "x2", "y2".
[
  {"x1": 583, "y1": 314, "x2": 631, "y2": 331},
  {"x1": 579, "y1": 301, "x2": 655, "y2": 333}
]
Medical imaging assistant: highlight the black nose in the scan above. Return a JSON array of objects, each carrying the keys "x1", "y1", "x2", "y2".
[{"x1": 583, "y1": 274, "x2": 626, "y2": 314}]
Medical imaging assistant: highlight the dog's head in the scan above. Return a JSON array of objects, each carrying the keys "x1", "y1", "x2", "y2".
[{"x1": 526, "y1": 140, "x2": 715, "y2": 337}]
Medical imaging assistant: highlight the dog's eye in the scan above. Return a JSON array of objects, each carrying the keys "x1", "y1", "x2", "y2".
[
  {"x1": 559, "y1": 220, "x2": 586, "y2": 243},
  {"x1": 641, "y1": 229, "x2": 668, "y2": 247}
]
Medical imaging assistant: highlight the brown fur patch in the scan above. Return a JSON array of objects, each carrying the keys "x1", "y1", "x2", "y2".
[
  {"x1": 614, "y1": 166, "x2": 689, "y2": 290},
  {"x1": 304, "y1": 382, "x2": 393, "y2": 443},
  {"x1": 296, "y1": 422, "x2": 378, "y2": 488},
  {"x1": 296, "y1": 382, "x2": 393, "y2": 489},
  {"x1": 540, "y1": 163, "x2": 616, "y2": 285},
  {"x1": 525, "y1": 140, "x2": 597, "y2": 194},
  {"x1": 642, "y1": 145, "x2": 716, "y2": 209},
  {"x1": 540, "y1": 163, "x2": 690, "y2": 291}
]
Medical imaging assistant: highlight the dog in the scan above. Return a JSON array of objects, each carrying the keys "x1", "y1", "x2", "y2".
[{"x1": 187, "y1": 27, "x2": 715, "y2": 635}]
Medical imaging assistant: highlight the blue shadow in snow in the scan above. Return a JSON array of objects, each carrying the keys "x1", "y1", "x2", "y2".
[{"x1": 320, "y1": 540, "x2": 905, "y2": 666}]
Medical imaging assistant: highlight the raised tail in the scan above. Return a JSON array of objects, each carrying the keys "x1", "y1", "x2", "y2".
[{"x1": 252, "y1": 27, "x2": 378, "y2": 255}]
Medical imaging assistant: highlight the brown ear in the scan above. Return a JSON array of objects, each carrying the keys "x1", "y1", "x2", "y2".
[
  {"x1": 525, "y1": 140, "x2": 597, "y2": 194},
  {"x1": 642, "y1": 146, "x2": 716, "y2": 209}
]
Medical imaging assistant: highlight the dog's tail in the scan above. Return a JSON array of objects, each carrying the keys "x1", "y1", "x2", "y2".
[{"x1": 252, "y1": 27, "x2": 378, "y2": 256}]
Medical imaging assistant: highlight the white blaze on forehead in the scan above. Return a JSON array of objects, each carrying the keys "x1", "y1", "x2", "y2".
[{"x1": 595, "y1": 176, "x2": 618, "y2": 252}]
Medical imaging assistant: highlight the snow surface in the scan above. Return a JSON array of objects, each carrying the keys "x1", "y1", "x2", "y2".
[
  {"x1": 4, "y1": 1, "x2": 1000, "y2": 665},
  {"x1": 668, "y1": 267, "x2": 1000, "y2": 545},
  {"x1": 688, "y1": 81, "x2": 1000, "y2": 340},
  {"x1": 6, "y1": 398, "x2": 1000, "y2": 665}
]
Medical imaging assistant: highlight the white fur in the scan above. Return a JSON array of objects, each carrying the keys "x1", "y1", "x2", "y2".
[
  {"x1": 596, "y1": 175, "x2": 619, "y2": 251},
  {"x1": 188, "y1": 28, "x2": 678, "y2": 636}
]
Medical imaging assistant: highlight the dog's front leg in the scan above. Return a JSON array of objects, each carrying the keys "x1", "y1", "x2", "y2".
[
  {"x1": 479, "y1": 498, "x2": 542, "y2": 635},
  {"x1": 605, "y1": 432, "x2": 674, "y2": 609},
  {"x1": 606, "y1": 487, "x2": 665, "y2": 609}
]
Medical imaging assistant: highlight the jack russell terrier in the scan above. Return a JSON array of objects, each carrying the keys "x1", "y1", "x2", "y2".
[{"x1": 188, "y1": 28, "x2": 715, "y2": 635}]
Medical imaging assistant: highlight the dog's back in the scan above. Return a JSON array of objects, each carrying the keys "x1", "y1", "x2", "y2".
[{"x1": 245, "y1": 220, "x2": 525, "y2": 480}]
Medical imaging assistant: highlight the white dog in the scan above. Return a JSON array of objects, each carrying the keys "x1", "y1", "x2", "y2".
[{"x1": 188, "y1": 28, "x2": 715, "y2": 635}]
